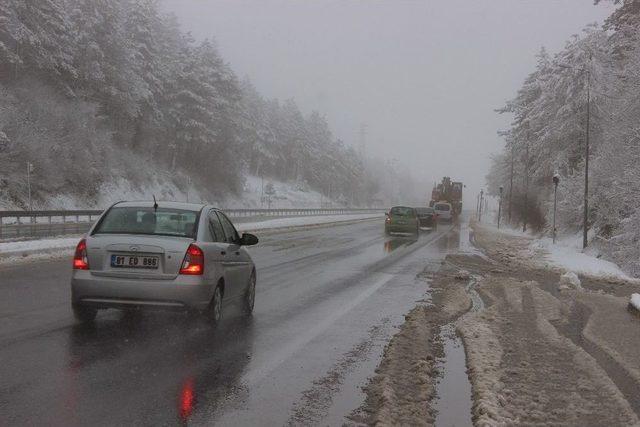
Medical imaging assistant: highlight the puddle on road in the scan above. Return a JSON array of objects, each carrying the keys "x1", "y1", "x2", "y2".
[
  {"x1": 433, "y1": 219, "x2": 480, "y2": 426},
  {"x1": 433, "y1": 324, "x2": 473, "y2": 427},
  {"x1": 383, "y1": 236, "x2": 415, "y2": 253}
]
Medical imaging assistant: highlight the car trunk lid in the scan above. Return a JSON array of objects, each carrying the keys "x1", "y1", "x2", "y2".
[
  {"x1": 85, "y1": 234, "x2": 193, "y2": 279},
  {"x1": 390, "y1": 213, "x2": 414, "y2": 225}
]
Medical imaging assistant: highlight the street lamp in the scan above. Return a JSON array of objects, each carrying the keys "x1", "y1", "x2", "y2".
[
  {"x1": 498, "y1": 186, "x2": 504, "y2": 229},
  {"x1": 552, "y1": 174, "x2": 560, "y2": 244},
  {"x1": 186, "y1": 175, "x2": 191, "y2": 203}
]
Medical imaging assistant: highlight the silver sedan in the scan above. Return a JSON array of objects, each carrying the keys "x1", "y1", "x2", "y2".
[{"x1": 70, "y1": 201, "x2": 258, "y2": 324}]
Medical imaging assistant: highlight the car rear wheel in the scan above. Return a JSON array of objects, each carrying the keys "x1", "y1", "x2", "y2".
[
  {"x1": 205, "y1": 286, "x2": 223, "y2": 325},
  {"x1": 72, "y1": 304, "x2": 97, "y2": 323},
  {"x1": 243, "y1": 272, "x2": 256, "y2": 315}
]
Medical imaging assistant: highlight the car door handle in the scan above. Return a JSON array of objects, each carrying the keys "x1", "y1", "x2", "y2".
[{"x1": 235, "y1": 251, "x2": 240, "y2": 255}]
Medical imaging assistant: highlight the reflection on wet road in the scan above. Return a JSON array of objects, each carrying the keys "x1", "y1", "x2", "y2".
[{"x1": 0, "y1": 220, "x2": 461, "y2": 425}]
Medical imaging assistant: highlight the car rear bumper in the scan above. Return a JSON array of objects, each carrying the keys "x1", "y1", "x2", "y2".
[
  {"x1": 386, "y1": 224, "x2": 417, "y2": 232},
  {"x1": 71, "y1": 270, "x2": 214, "y2": 311}
]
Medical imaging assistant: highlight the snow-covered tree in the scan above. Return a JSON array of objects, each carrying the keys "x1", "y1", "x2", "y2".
[{"x1": 488, "y1": 8, "x2": 640, "y2": 273}]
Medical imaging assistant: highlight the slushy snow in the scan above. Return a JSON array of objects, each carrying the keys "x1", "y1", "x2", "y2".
[
  {"x1": 531, "y1": 235, "x2": 633, "y2": 281},
  {"x1": 630, "y1": 294, "x2": 640, "y2": 312},
  {"x1": 0, "y1": 237, "x2": 80, "y2": 254},
  {"x1": 481, "y1": 221, "x2": 634, "y2": 281},
  {"x1": 559, "y1": 271, "x2": 582, "y2": 291}
]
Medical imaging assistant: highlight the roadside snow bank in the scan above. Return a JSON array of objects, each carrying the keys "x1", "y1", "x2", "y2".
[
  {"x1": 630, "y1": 294, "x2": 640, "y2": 312},
  {"x1": 459, "y1": 220, "x2": 489, "y2": 259},
  {"x1": 531, "y1": 235, "x2": 633, "y2": 281},
  {"x1": 0, "y1": 237, "x2": 80, "y2": 256},
  {"x1": 0, "y1": 236, "x2": 80, "y2": 265},
  {"x1": 558, "y1": 271, "x2": 582, "y2": 291},
  {"x1": 478, "y1": 222, "x2": 635, "y2": 281},
  {"x1": 0, "y1": 213, "x2": 381, "y2": 261},
  {"x1": 236, "y1": 213, "x2": 381, "y2": 232}
]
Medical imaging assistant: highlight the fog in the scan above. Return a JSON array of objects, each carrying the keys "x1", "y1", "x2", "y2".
[{"x1": 162, "y1": 0, "x2": 615, "y2": 207}]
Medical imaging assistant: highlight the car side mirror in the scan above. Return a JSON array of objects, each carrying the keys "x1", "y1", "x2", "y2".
[{"x1": 240, "y1": 233, "x2": 259, "y2": 246}]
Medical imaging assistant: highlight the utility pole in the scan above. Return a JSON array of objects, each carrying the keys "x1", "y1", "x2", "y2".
[
  {"x1": 522, "y1": 141, "x2": 529, "y2": 233},
  {"x1": 583, "y1": 60, "x2": 591, "y2": 249},
  {"x1": 508, "y1": 141, "x2": 514, "y2": 224},
  {"x1": 498, "y1": 186, "x2": 504, "y2": 229},
  {"x1": 358, "y1": 123, "x2": 368, "y2": 159},
  {"x1": 558, "y1": 57, "x2": 592, "y2": 248},
  {"x1": 479, "y1": 189, "x2": 484, "y2": 222},
  {"x1": 26, "y1": 162, "x2": 33, "y2": 211},
  {"x1": 553, "y1": 174, "x2": 560, "y2": 244}
]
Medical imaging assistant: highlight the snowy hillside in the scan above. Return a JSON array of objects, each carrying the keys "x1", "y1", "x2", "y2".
[
  {"x1": 0, "y1": 172, "x2": 349, "y2": 210},
  {"x1": 0, "y1": 0, "x2": 421, "y2": 212}
]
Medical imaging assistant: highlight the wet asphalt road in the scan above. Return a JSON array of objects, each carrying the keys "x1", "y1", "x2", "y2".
[{"x1": 0, "y1": 219, "x2": 461, "y2": 426}]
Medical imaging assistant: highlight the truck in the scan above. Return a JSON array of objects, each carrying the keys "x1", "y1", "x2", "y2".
[{"x1": 429, "y1": 177, "x2": 463, "y2": 217}]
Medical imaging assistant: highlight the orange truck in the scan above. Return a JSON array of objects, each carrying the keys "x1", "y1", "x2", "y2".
[{"x1": 429, "y1": 177, "x2": 463, "y2": 217}]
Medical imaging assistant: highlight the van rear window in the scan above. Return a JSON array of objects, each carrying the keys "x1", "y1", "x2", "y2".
[
  {"x1": 416, "y1": 207, "x2": 434, "y2": 215},
  {"x1": 435, "y1": 204, "x2": 451, "y2": 211}
]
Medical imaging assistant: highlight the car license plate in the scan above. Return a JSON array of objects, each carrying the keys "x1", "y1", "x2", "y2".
[
  {"x1": 397, "y1": 220, "x2": 406, "y2": 225},
  {"x1": 111, "y1": 254, "x2": 159, "y2": 269}
]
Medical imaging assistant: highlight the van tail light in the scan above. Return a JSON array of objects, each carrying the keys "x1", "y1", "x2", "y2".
[
  {"x1": 180, "y1": 244, "x2": 204, "y2": 275},
  {"x1": 73, "y1": 238, "x2": 90, "y2": 270}
]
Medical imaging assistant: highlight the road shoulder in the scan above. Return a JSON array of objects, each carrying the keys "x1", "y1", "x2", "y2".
[
  {"x1": 349, "y1": 260, "x2": 472, "y2": 425},
  {"x1": 356, "y1": 220, "x2": 640, "y2": 425}
]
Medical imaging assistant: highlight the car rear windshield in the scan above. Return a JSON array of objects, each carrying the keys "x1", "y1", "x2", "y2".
[
  {"x1": 390, "y1": 206, "x2": 415, "y2": 216},
  {"x1": 416, "y1": 208, "x2": 434, "y2": 215},
  {"x1": 435, "y1": 204, "x2": 451, "y2": 211},
  {"x1": 94, "y1": 207, "x2": 199, "y2": 238}
]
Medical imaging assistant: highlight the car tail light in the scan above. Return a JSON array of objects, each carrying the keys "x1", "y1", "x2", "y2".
[
  {"x1": 73, "y1": 238, "x2": 90, "y2": 270},
  {"x1": 385, "y1": 216, "x2": 391, "y2": 222},
  {"x1": 180, "y1": 244, "x2": 204, "y2": 275}
]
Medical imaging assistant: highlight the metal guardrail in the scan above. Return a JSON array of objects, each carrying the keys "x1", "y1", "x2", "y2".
[{"x1": 0, "y1": 208, "x2": 386, "y2": 240}]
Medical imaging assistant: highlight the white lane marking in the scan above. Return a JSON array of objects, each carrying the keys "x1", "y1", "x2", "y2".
[{"x1": 242, "y1": 272, "x2": 395, "y2": 387}]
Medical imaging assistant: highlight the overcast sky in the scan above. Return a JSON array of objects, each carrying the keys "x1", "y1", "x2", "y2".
[{"x1": 161, "y1": 0, "x2": 615, "y2": 205}]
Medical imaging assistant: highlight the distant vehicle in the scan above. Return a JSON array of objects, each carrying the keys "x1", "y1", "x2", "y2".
[
  {"x1": 70, "y1": 201, "x2": 259, "y2": 324},
  {"x1": 430, "y1": 177, "x2": 463, "y2": 217},
  {"x1": 415, "y1": 207, "x2": 437, "y2": 230},
  {"x1": 385, "y1": 206, "x2": 419, "y2": 235},
  {"x1": 434, "y1": 202, "x2": 453, "y2": 222}
]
